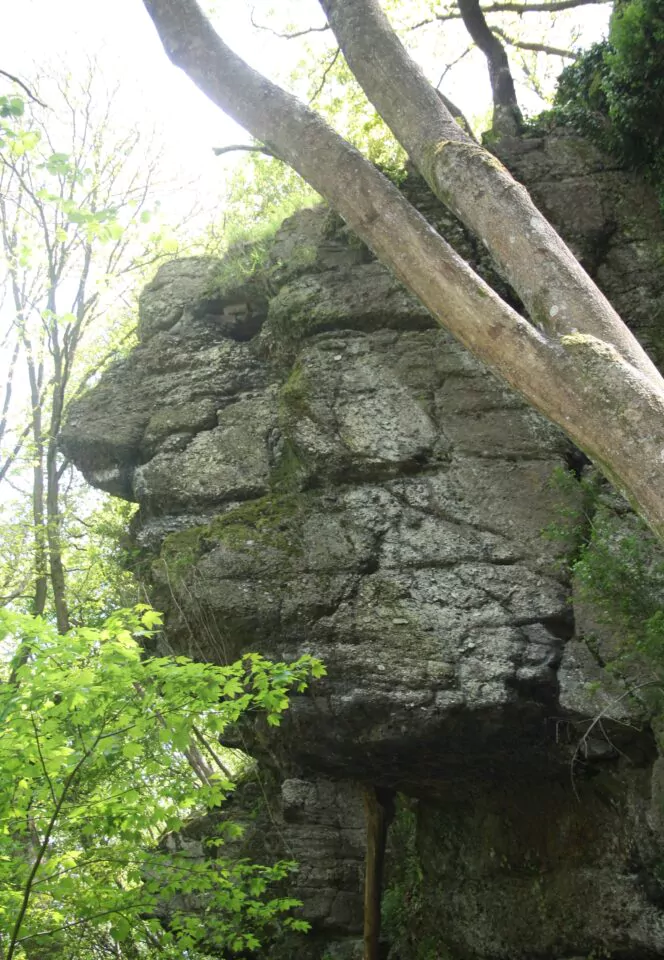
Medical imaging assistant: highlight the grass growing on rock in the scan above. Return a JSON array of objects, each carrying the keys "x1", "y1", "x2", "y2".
[{"x1": 544, "y1": 465, "x2": 664, "y2": 722}]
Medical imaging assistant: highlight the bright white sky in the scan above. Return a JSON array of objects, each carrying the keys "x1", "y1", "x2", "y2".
[{"x1": 1, "y1": 0, "x2": 253, "y2": 218}]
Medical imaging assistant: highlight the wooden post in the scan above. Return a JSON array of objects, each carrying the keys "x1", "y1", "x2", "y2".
[{"x1": 363, "y1": 786, "x2": 395, "y2": 960}]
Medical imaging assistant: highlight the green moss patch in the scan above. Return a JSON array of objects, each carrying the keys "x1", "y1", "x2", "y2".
[
  {"x1": 157, "y1": 494, "x2": 306, "y2": 586},
  {"x1": 208, "y1": 494, "x2": 304, "y2": 555}
]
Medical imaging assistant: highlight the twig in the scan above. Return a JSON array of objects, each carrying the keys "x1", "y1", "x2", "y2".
[
  {"x1": 309, "y1": 46, "x2": 342, "y2": 104},
  {"x1": 250, "y1": 8, "x2": 330, "y2": 39},
  {"x1": 569, "y1": 678, "x2": 658, "y2": 800},
  {"x1": 16, "y1": 904, "x2": 154, "y2": 945},
  {"x1": 0, "y1": 70, "x2": 47, "y2": 108},
  {"x1": 436, "y1": 45, "x2": 474, "y2": 88},
  {"x1": 30, "y1": 713, "x2": 57, "y2": 807}
]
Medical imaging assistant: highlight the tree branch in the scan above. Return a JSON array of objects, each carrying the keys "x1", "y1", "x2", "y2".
[
  {"x1": 141, "y1": 0, "x2": 664, "y2": 538},
  {"x1": 481, "y1": 0, "x2": 611, "y2": 11},
  {"x1": 491, "y1": 25, "x2": 578, "y2": 58},
  {"x1": 411, "y1": 0, "x2": 611, "y2": 27},
  {"x1": 212, "y1": 142, "x2": 279, "y2": 158},
  {"x1": 249, "y1": 8, "x2": 330, "y2": 39},
  {"x1": 0, "y1": 70, "x2": 47, "y2": 108},
  {"x1": 309, "y1": 46, "x2": 342, "y2": 103}
]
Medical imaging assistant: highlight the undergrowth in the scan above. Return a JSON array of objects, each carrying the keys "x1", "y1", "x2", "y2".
[{"x1": 546, "y1": 466, "x2": 664, "y2": 714}]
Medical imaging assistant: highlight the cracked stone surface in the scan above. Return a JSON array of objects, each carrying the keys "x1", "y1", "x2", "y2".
[{"x1": 61, "y1": 130, "x2": 664, "y2": 959}]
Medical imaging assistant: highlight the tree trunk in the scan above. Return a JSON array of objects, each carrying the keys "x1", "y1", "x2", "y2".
[
  {"x1": 26, "y1": 359, "x2": 47, "y2": 619},
  {"x1": 46, "y1": 347, "x2": 69, "y2": 635},
  {"x1": 46, "y1": 435, "x2": 69, "y2": 634},
  {"x1": 141, "y1": 0, "x2": 664, "y2": 541},
  {"x1": 456, "y1": 0, "x2": 523, "y2": 134}
]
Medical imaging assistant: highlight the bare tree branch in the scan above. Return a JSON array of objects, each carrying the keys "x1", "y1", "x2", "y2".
[
  {"x1": 249, "y1": 8, "x2": 330, "y2": 39},
  {"x1": 482, "y1": 0, "x2": 611, "y2": 11},
  {"x1": 491, "y1": 25, "x2": 579, "y2": 58},
  {"x1": 411, "y1": 0, "x2": 611, "y2": 28},
  {"x1": 0, "y1": 338, "x2": 20, "y2": 451},
  {"x1": 0, "y1": 70, "x2": 47, "y2": 108},
  {"x1": 309, "y1": 46, "x2": 342, "y2": 103}
]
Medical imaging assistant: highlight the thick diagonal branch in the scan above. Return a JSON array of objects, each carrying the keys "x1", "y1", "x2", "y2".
[{"x1": 319, "y1": 0, "x2": 661, "y2": 388}]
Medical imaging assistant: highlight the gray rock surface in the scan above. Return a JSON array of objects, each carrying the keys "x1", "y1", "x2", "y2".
[{"x1": 61, "y1": 130, "x2": 664, "y2": 959}]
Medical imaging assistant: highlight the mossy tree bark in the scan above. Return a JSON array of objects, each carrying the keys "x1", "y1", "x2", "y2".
[{"x1": 142, "y1": 0, "x2": 664, "y2": 542}]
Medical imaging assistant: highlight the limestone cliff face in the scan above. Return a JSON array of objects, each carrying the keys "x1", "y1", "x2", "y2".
[{"x1": 62, "y1": 130, "x2": 664, "y2": 960}]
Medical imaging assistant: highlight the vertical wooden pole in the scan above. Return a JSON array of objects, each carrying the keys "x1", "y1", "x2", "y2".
[{"x1": 363, "y1": 786, "x2": 395, "y2": 960}]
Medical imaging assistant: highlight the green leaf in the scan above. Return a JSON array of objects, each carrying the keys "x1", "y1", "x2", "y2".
[
  {"x1": 110, "y1": 915, "x2": 131, "y2": 941},
  {"x1": 121, "y1": 742, "x2": 142, "y2": 760}
]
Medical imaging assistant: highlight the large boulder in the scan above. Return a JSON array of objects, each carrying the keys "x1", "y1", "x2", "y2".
[{"x1": 61, "y1": 131, "x2": 664, "y2": 959}]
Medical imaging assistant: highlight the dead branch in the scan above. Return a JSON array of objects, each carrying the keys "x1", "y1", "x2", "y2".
[
  {"x1": 249, "y1": 8, "x2": 330, "y2": 39},
  {"x1": 309, "y1": 46, "x2": 342, "y2": 103},
  {"x1": 437, "y1": 45, "x2": 474, "y2": 89}
]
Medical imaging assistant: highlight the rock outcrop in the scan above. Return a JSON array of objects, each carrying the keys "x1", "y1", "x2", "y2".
[{"x1": 62, "y1": 129, "x2": 664, "y2": 959}]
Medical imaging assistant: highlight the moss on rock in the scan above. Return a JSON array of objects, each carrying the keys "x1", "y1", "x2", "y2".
[
  {"x1": 156, "y1": 492, "x2": 306, "y2": 585},
  {"x1": 208, "y1": 494, "x2": 304, "y2": 554}
]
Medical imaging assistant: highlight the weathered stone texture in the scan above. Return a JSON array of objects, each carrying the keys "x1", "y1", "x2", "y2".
[{"x1": 61, "y1": 131, "x2": 664, "y2": 959}]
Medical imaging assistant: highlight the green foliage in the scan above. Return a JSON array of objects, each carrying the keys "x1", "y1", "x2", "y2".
[
  {"x1": 0, "y1": 606, "x2": 324, "y2": 959},
  {"x1": 543, "y1": 467, "x2": 664, "y2": 714},
  {"x1": 198, "y1": 152, "x2": 321, "y2": 300},
  {"x1": 63, "y1": 497, "x2": 143, "y2": 627},
  {"x1": 573, "y1": 506, "x2": 664, "y2": 675},
  {"x1": 201, "y1": 153, "x2": 319, "y2": 260},
  {"x1": 0, "y1": 96, "x2": 24, "y2": 119},
  {"x1": 541, "y1": 465, "x2": 599, "y2": 559},
  {"x1": 381, "y1": 802, "x2": 421, "y2": 950},
  {"x1": 538, "y1": 0, "x2": 664, "y2": 203},
  {"x1": 381, "y1": 800, "x2": 447, "y2": 960}
]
